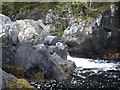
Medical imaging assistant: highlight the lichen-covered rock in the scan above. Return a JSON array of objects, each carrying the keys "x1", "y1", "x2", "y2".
[
  {"x1": 14, "y1": 19, "x2": 50, "y2": 44},
  {"x1": 0, "y1": 14, "x2": 19, "y2": 45},
  {"x1": 69, "y1": 5, "x2": 120, "y2": 60},
  {"x1": 63, "y1": 18, "x2": 88, "y2": 46}
]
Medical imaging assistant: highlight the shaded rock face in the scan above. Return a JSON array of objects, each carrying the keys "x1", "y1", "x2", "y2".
[
  {"x1": 69, "y1": 5, "x2": 120, "y2": 60},
  {"x1": 2, "y1": 44, "x2": 65, "y2": 81}
]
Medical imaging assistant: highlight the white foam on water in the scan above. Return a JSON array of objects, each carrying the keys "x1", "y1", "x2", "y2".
[{"x1": 67, "y1": 55, "x2": 119, "y2": 71}]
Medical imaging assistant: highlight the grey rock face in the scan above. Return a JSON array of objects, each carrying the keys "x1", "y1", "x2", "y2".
[
  {"x1": 1, "y1": 69, "x2": 17, "y2": 88},
  {"x1": 55, "y1": 42, "x2": 67, "y2": 60},
  {"x1": 13, "y1": 44, "x2": 65, "y2": 81},
  {"x1": 43, "y1": 35, "x2": 61, "y2": 45},
  {"x1": 0, "y1": 14, "x2": 19, "y2": 44},
  {"x1": 69, "y1": 5, "x2": 120, "y2": 59},
  {"x1": 14, "y1": 19, "x2": 50, "y2": 44},
  {"x1": 63, "y1": 18, "x2": 87, "y2": 46},
  {"x1": 52, "y1": 53, "x2": 76, "y2": 74}
]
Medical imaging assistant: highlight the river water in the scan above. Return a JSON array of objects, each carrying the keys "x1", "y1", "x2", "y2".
[{"x1": 66, "y1": 55, "x2": 120, "y2": 89}]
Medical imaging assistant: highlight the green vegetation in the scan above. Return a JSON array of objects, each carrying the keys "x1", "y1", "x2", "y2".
[
  {"x1": 1, "y1": 2, "x2": 113, "y2": 36},
  {"x1": 0, "y1": 42, "x2": 7, "y2": 47},
  {"x1": 2, "y1": 2, "x2": 112, "y2": 17}
]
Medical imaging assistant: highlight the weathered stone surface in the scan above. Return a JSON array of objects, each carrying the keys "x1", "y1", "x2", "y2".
[
  {"x1": 69, "y1": 5, "x2": 120, "y2": 60},
  {"x1": 47, "y1": 45, "x2": 58, "y2": 54},
  {"x1": 43, "y1": 35, "x2": 62, "y2": 45},
  {"x1": 0, "y1": 14, "x2": 19, "y2": 45},
  {"x1": 52, "y1": 53, "x2": 76, "y2": 74},
  {"x1": 55, "y1": 42, "x2": 67, "y2": 60},
  {"x1": 14, "y1": 19, "x2": 50, "y2": 44},
  {"x1": 12, "y1": 44, "x2": 65, "y2": 81}
]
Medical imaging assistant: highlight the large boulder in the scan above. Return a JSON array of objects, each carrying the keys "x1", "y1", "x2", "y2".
[
  {"x1": 11, "y1": 44, "x2": 65, "y2": 81},
  {"x1": 14, "y1": 19, "x2": 50, "y2": 44}
]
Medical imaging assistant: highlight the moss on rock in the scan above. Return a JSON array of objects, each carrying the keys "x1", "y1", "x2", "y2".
[
  {"x1": 32, "y1": 72, "x2": 45, "y2": 82},
  {"x1": 3, "y1": 65, "x2": 25, "y2": 78},
  {"x1": 6, "y1": 79, "x2": 36, "y2": 90}
]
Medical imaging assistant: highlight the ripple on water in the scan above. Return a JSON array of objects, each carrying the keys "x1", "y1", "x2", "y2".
[{"x1": 66, "y1": 55, "x2": 120, "y2": 89}]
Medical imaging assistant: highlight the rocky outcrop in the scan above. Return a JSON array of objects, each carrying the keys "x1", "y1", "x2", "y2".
[
  {"x1": 2, "y1": 44, "x2": 66, "y2": 81},
  {"x1": 63, "y1": 17, "x2": 92, "y2": 47},
  {"x1": 1, "y1": 14, "x2": 76, "y2": 82},
  {"x1": 69, "y1": 4, "x2": 120, "y2": 60}
]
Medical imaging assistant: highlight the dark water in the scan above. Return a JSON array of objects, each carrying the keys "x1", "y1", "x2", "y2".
[
  {"x1": 31, "y1": 55, "x2": 120, "y2": 90},
  {"x1": 66, "y1": 55, "x2": 120, "y2": 89}
]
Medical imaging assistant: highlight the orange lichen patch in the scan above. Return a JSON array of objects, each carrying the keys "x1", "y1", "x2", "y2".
[
  {"x1": 3, "y1": 65, "x2": 25, "y2": 78},
  {"x1": 6, "y1": 79, "x2": 36, "y2": 90}
]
